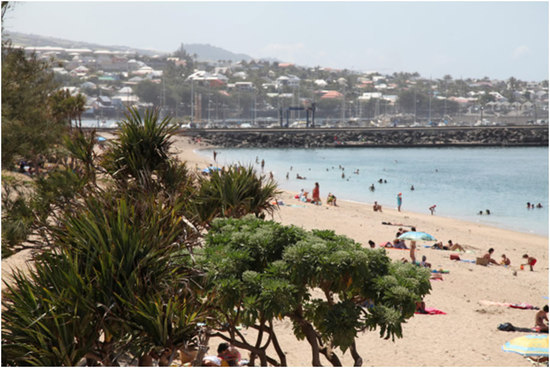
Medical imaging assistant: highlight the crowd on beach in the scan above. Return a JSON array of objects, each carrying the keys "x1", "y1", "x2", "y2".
[{"x1": 234, "y1": 155, "x2": 546, "y2": 325}]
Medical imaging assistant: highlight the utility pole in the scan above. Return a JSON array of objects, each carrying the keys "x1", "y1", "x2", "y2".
[
  {"x1": 190, "y1": 79, "x2": 194, "y2": 125},
  {"x1": 341, "y1": 87, "x2": 345, "y2": 124},
  {"x1": 414, "y1": 88, "x2": 417, "y2": 124},
  {"x1": 428, "y1": 78, "x2": 432, "y2": 125},
  {"x1": 253, "y1": 88, "x2": 257, "y2": 126}
]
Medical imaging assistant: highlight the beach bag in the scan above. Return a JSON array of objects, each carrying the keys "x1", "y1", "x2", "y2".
[
  {"x1": 450, "y1": 254, "x2": 461, "y2": 261},
  {"x1": 498, "y1": 322, "x2": 515, "y2": 331}
]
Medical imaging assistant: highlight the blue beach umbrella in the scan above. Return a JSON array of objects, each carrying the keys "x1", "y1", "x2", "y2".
[
  {"x1": 398, "y1": 231, "x2": 437, "y2": 242},
  {"x1": 502, "y1": 334, "x2": 549, "y2": 357}
]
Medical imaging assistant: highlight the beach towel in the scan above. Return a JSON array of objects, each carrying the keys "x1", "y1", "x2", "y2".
[
  {"x1": 431, "y1": 269, "x2": 450, "y2": 274},
  {"x1": 479, "y1": 301, "x2": 539, "y2": 310},
  {"x1": 459, "y1": 259, "x2": 476, "y2": 263},
  {"x1": 380, "y1": 242, "x2": 408, "y2": 250},
  {"x1": 480, "y1": 300, "x2": 511, "y2": 307},
  {"x1": 509, "y1": 303, "x2": 539, "y2": 310},
  {"x1": 416, "y1": 307, "x2": 446, "y2": 315},
  {"x1": 497, "y1": 323, "x2": 538, "y2": 332}
]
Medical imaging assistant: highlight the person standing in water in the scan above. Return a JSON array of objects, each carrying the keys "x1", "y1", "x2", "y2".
[{"x1": 397, "y1": 193, "x2": 403, "y2": 212}]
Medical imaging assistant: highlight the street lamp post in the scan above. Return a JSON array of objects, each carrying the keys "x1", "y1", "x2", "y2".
[
  {"x1": 480, "y1": 105, "x2": 484, "y2": 123},
  {"x1": 190, "y1": 79, "x2": 194, "y2": 125}
]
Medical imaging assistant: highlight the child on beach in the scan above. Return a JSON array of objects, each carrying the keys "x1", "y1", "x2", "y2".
[
  {"x1": 373, "y1": 201, "x2": 382, "y2": 212},
  {"x1": 500, "y1": 254, "x2": 511, "y2": 266},
  {"x1": 535, "y1": 305, "x2": 548, "y2": 332},
  {"x1": 420, "y1": 255, "x2": 431, "y2": 268},
  {"x1": 521, "y1": 254, "x2": 537, "y2": 271}
]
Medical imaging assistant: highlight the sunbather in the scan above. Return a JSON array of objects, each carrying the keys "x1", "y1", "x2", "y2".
[
  {"x1": 447, "y1": 240, "x2": 465, "y2": 252},
  {"x1": 535, "y1": 305, "x2": 548, "y2": 332}
]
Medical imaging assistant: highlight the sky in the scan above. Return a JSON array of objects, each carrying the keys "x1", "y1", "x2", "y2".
[{"x1": 3, "y1": 1, "x2": 549, "y2": 81}]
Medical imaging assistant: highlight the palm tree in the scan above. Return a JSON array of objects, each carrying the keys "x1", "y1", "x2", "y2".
[
  {"x1": 71, "y1": 93, "x2": 87, "y2": 128},
  {"x1": 101, "y1": 106, "x2": 178, "y2": 185},
  {"x1": 193, "y1": 164, "x2": 280, "y2": 227}
]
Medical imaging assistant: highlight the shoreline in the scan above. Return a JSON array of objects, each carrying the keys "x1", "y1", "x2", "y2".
[
  {"x1": 191, "y1": 144, "x2": 548, "y2": 238},
  {"x1": 173, "y1": 136, "x2": 548, "y2": 366},
  {"x1": 3, "y1": 133, "x2": 546, "y2": 366}
]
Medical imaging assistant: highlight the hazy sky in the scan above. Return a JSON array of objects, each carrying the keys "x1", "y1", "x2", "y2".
[{"x1": 3, "y1": 1, "x2": 549, "y2": 81}]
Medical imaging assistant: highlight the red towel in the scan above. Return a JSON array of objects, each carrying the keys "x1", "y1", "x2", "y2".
[{"x1": 416, "y1": 307, "x2": 447, "y2": 315}]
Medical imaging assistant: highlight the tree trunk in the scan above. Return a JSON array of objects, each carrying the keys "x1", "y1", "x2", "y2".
[
  {"x1": 269, "y1": 320, "x2": 287, "y2": 366},
  {"x1": 349, "y1": 341, "x2": 363, "y2": 366},
  {"x1": 320, "y1": 345, "x2": 342, "y2": 366},
  {"x1": 299, "y1": 320, "x2": 322, "y2": 366}
]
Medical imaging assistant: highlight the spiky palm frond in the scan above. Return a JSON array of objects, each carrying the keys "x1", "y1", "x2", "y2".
[
  {"x1": 101, "y1": 107, "x2": 177, "y2": 184},
  {"x1": 193, "y1": 164, "x2": 280, "y2": 227}
]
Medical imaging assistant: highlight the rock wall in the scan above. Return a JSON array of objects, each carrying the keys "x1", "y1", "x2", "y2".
[{"x1": 181, "y1": 126, "x2": 548, "y2": 148}]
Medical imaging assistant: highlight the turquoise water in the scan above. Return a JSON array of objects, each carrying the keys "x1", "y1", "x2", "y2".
[{"x1": 199, "y1": 147, "x2": 549, "y2": 236}]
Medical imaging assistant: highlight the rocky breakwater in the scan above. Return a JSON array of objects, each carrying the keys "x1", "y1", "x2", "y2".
[{"x1": 181, "y1": 126, "x2": 548, "y2": 148}]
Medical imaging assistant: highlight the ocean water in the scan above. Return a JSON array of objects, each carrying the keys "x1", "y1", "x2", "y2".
[{"x1": 198, "y1": 147, "x2": 549, "y2": 236}]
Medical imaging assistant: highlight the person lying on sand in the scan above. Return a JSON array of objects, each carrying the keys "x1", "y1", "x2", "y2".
[
  {"x1": 432, "y1": 240, "x2": 464, "y2": 252},
  {"x1": 447, "y1": 240, "x2": 465, "y2": 252},
  {"x1": 381, "y1": 221, "x2": 415, "y2": 228}
]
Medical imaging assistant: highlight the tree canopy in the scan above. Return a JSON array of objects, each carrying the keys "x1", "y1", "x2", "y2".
[{"x1": 199, "y1": 216, "x2": 432, "y2": 366}]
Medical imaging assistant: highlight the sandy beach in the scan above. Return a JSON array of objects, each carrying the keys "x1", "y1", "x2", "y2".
[
  {"x1": 2, "y1": 133, "x2": 548, "y2": 367},
  {"x1": 171, "y1": 135, "x2": 548, "y2": 367}
]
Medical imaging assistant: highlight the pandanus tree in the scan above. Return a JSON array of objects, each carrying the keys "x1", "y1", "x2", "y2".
[
  {"x1": 2, "y1": 107, "x2": 286, "y2": 365},
  {"x1": 2, "y1": 194, "x2": 204, "y2": 366},
  {"x1": 199, "y1": 216, "x2": 432, "y2": 366},
  {"x1": 192, "y1": 164, "x2": 280, "y2": 228}
]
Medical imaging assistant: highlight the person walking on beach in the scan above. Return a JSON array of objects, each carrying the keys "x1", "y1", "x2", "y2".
[
  {"x1": 429, "y1": 205, "x2": 436, "y2": 215},
  {"x1": 261, "y1": 159, "x2": 265, "y2": 171},
  {"x1": 397, "y1": 193, "x2": 403, "y2": 212}
]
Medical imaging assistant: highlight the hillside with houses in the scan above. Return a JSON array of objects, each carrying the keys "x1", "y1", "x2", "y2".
[{"x1": 11, "y1": 35, "x2": 549, "y2": 128}]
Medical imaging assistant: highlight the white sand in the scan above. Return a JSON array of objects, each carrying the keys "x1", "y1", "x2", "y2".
[
  {"x1": 2, "y1": 134, "x2": 547, "y2": 367},
  {"x1": 171, "y1": 136, "x2": 548, "y2": 367}
]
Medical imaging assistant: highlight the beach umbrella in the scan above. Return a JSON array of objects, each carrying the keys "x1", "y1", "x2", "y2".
[
  {"x1": 398, "y1": 231, "x2": 437, "y2": 242},
  {"x1": 502, "y1": 334, "x2": 549, "y2": 357},
  {"x1": 97, "y1": 136, "x2": 107, "y2": 142}
]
